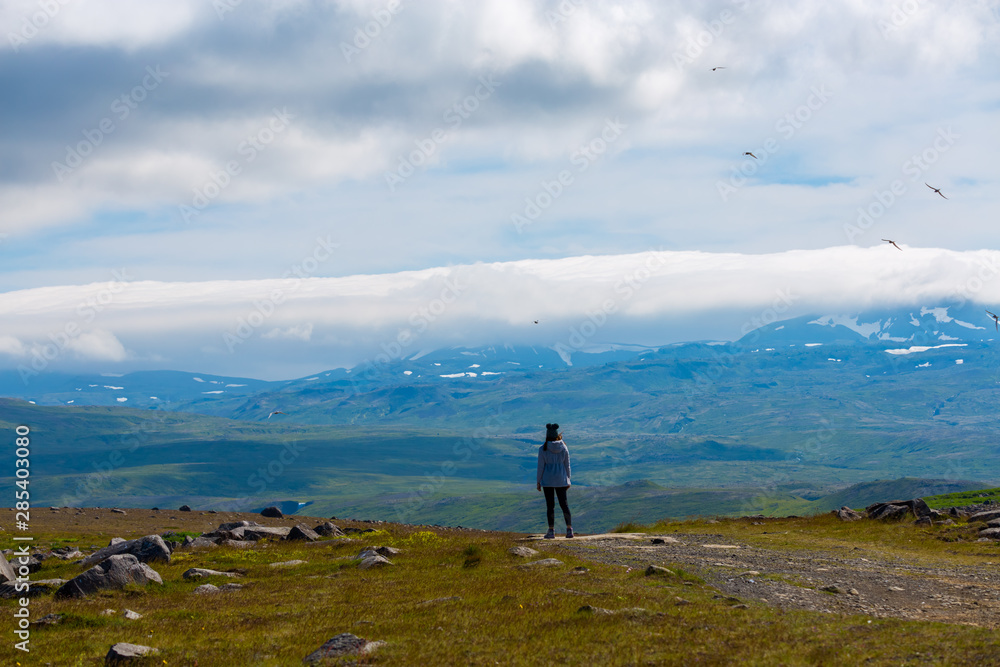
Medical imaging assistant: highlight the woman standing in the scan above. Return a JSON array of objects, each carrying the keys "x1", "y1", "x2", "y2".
[{"x1": 537, "y1": 422, "x2": 573, "y2": 539}]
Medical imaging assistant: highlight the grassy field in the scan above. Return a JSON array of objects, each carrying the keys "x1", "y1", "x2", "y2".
[{"x1": 2, "y1": 508, "x2": 999, "y2": 665}]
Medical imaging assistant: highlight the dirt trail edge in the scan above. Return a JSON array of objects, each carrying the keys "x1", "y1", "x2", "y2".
[{"x1": 539, "y1": 533, "x2": 1000, "y2": 628}]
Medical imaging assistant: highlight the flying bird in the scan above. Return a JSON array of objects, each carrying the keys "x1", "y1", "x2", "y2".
[
  {"x1": 267, "y1": 411, "x2": 286, "y2": 419},
  {"x1": 925, "y1": 183, "x2": 948, "y2": 199},
  {"x1": 711, "y1": 66, "x2": 726, "y2": 71},
  {"x1": 743, "y1": 152, "x2": 757, "y2": 159},
  {"x1": 533, "y1": 320, "x2": 539, "y2": 324},
  {"x1": 882, "y1": 239, "x2": 902, "y2": 251},
  {"x1": 987, "y1": 310, "x2": 999, "y2": 331}
]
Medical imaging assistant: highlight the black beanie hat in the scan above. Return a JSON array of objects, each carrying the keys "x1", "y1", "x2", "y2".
[{"x1": 545, "y1": 423, "x2": 560, "y2": 441}]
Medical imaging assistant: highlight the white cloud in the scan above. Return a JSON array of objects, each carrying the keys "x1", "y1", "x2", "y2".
[{"x1": 0, "y1": 335, "x2": 25, "y2": 357}]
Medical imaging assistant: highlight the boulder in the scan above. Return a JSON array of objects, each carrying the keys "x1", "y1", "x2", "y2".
[
  {"x1": 914, "y1": 516, "x2": 932, "y2": 527},
  {"x1": 111, "y1": 509, "x2": 127, "y2": 515},
  {"x1": 219, "y1": 539, "x2": 256, "y2": 549},
  {"x1": 181, "y1": 536, "x2": 218, "y2": 550},
  {"x1": 358, "y1": 554, "x2": 393, "y2": 570},
  {"x1": 867, "y1": 504, "x2": 910, "y2": 521},
  {"x1": 182, "y1": 568, "x2": 240, "y2": 580},
  {"x1": 314, "y1": 522, "x2": 344, "y2": 537},
  {"x1": 303, "y1": 633, "x2": 386, "y2": 664},
  {"x1": 977, "y1": 527, "x2": 1000, "y2": 540},
  {"x1": 31, "y1": 613, "x2": 63, "y2": 626},
  {"x1": 106, "y1": 642, "x2": 159, "y2": 665},
  {"x1": 518, "y1": 558, "x2": 563, "y2": 569},
  {"x1": 508, "y1": 546, "x2": 539, "y2": 558},
  {"x1": 269, "y1": 560, "x2": 307, "y2": 568},
  {"x1": 0, "y1": 578, "x2": 66, "y2": 599},
  {"x1": 178, "y1": 505, "x2": 191, "y2": 512},
  {"x1": 969, "y1": 509, "x2": 1000, "y2": 523},
  {"x1": 260, "y1": 506, "x2": 283, "y2": 518},
  {"x1": 286, "y1": 524, "x2": 320, "y2": 542},
  {"x1": 56, "y1": 555, "x2": 162, "y2": 599},
  {"x1": 193, "y1": 584, "x2": 220, "y2": 595},
  {"x1": 0, "y1": 551, "x2": 16, "y2": 584},
  {"x1": 645, "y1": 565, "x2": 674, "y2": 576},
  {"x1": 833, "y1": 506, "x2": 864, "y2": 521},
  {"x1": 217, "y1": 520, "x2": 261, "y2": 532},
  {"x1": 122, "y1": 609, "x2": 142, "y2": 620},
  {"x1": 242, "y1": 526, "x2": 292, "y2": 541},
  {"x1": 81, "y1": 535, "x2": 171, "y2": 568}
]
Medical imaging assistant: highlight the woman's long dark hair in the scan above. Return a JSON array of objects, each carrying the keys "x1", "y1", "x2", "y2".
[{"x1": 543, "y1": 425, "x2": 562, "y2": 451}]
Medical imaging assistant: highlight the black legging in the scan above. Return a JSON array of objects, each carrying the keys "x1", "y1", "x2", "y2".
[{"x1": 543, "y1": 486, "x2": 571, "y2": 528}]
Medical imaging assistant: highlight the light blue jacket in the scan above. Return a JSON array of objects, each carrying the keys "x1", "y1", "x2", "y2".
[{"x1": 537, "y1": 440, "x2": 571, "y2": 487}]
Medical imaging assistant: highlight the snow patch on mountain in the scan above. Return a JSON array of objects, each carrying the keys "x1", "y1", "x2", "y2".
[
  {"x1": 808, "y1": 315, "x2": 882, "y2": 338},
  {"x1": 884, "y1": 343, "x2": 968, "y2": 355}
]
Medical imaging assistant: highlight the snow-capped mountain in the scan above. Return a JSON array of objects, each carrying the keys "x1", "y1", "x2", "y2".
[{"x1": 737, "y1": 304, "x2": 995, "y2": 348}]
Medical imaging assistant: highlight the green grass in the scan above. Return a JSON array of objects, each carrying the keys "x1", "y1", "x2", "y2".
[
  {"x1": 3, "y1": 514, "x2": 1000, "y2": 665},
  {"x1": 924, "y1": 487, "x2": 1000, "y2": 509}
]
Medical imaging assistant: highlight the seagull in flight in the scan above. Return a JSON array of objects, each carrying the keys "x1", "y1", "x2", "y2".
[
  {"x1": 882, "y1": 239, "x2": 902, "y2": 251},
  {"x1": 925, "y1": 183, "x2": 948, "y2": 199},
  {"x1": 711, "y1": 66, "x2": 726, "y2": 71},
  {"x1": 987, "y1": 310, "x2": 999, "y2": 331},
  {"x1": 533, "y1": 320, "x2": 539, "y2": 324},
  {"x1": 267, "y1": 411, "x2": 286, "y2": 419},
  {"x1": 743, "y1": 152, "x2": 757, "y2": 159}
]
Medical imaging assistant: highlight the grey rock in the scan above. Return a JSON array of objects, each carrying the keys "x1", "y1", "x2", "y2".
[
  {"x1": 109, "y1": 537, "x2": 127, "y2": 546},
  {"x1": 217, "y1": 520, "x2": 260, "y2": 532},
  {"x1": 105, "y1": 642, "x2": 159, "y2": 665},
  {"x1": 55, "y1": 554, "x2": 163, "y2": 599},
  {"x1": 834, "y1": 506, "x2": 864, "y2": 521},
  {"x1": 111, "y1": 509, "x2": 127, "y2": 515},
  {"x1": 219, "y1": 583, "x2": 244, "y2": 592},
  {"x1": 31, "y1": 613, "x2": 64, "y2": 626},
  {"x1": 518, "y1": 558, "x2": 563, "y2": 569},
  {"x1": 286, "y1": 524, "x2": 320, "y2": 542},
  {"x1": 181, "y1": 536, "x2": 219, "y2": 550},
  {"x1": 868, "y1": 504, "x2": 910, "y2": 521},
  {"x1": 242, "y1": 526, "x2": 292, "y2": 541},
  {"x1": 193, "y1": 584, "x2": 220, "y2": 595},
  {"x1": 314, "y1": 522, "x2": 344, "y2": 537},
  {"x1": 645, "y1": 565, "x2": 674, "y2": 576},
  {"x1": 0, "y1": 550, "x2": 16, "y2": 584},
  {"x1": 977, "y1": 527, "x2": 1000, "y2": 539},
  {"x1": 178, "y1": 505, "x2": 191, "y2": 512},
  {"x1": 122, "y1": 609, "x2": 142, "y2": 620},
  {"x1": 0, "y1": 578, "x2": 66, "y2": 599},
  {"x1": 820, "y1": 584, "x2": 846, "y2": 594},
  {"x1": 260, "y1": 506, "x2": 283, "y2": 518},
  {"x1": 508, "y1": 546, "x2": 539, "y2": 558},
  {"x1": 81, "y1": 535, "x2": 171, "y2": 568},
  {"x1": 269, "y1": 560, "x2": 307, "y2": 568},
  {"x1": 219, "y1": 539, "x2": 256, "y2": 549},
  {"x1": 303, "y1": 633, "x2": 385, "y2": 664},
  {"x1": 358, "y1": 554, "x2": 393, "y2": 569},
  {"x1": 969, "y1": 509, "x2": 1000, "y2": 523},
  {"x1": 914, "y1": 516, "x2": 932, "y2": 526},
  {"x1": 182, "y1": 568, "x2": 240, "y2": 580}
]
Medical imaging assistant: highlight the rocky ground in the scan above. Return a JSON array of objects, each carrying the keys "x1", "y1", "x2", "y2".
[{"x1": 548, "y1": 531, "x2": 1000, "y2": 628}]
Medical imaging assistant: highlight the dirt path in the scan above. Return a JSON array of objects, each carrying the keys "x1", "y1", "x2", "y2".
[{"x1": 541, "y1": 533, "x2": 1000, "y2": 628}]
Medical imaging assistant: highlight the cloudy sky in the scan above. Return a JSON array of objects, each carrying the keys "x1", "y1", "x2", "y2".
[{"x1": 1, "y1": 0, "x2": 998, "y2": 379}]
